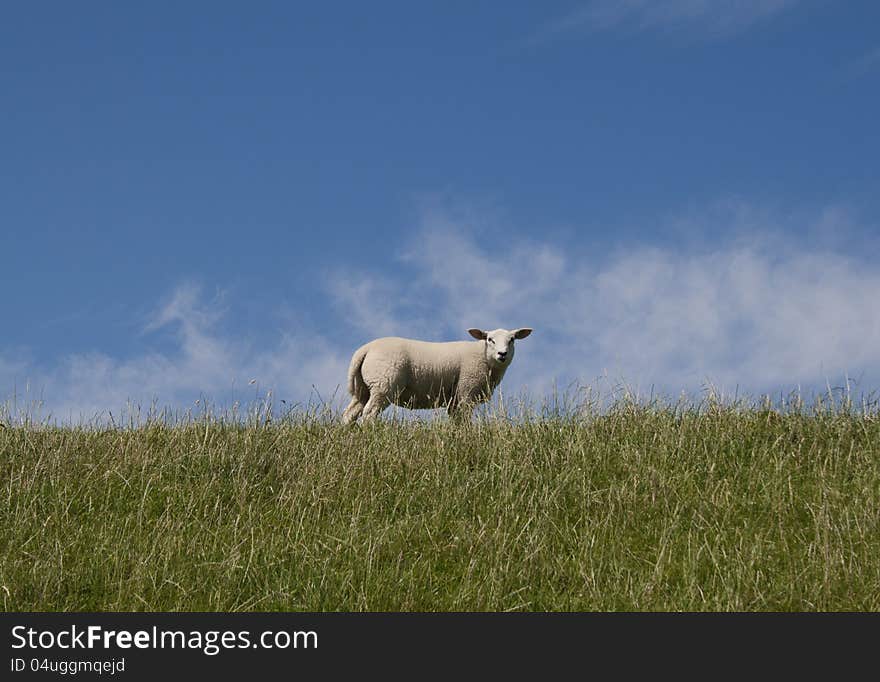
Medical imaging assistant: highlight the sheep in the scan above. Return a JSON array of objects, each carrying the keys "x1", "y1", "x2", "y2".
[{"x1": 342, "y1": 327, "x2": 533, "y2": 423}]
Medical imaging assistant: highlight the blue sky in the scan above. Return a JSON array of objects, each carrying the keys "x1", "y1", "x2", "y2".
[{"x1": 3, "y1": 1, "x2": 880, "y2": 420}]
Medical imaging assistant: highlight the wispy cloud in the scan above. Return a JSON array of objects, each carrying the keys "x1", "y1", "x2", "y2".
[
  {"x1": 330, "y1": 199, "x2": 880, "y2": 400},
  {"x1": 531, "y1": 0, "x2": 802, "y2": 43},
  {"x1": 1, "y1": 283, "x2": 349, "y2": 423},
  {"x1": 3, "y1": 198, "x2": 879, "y2": 422}
]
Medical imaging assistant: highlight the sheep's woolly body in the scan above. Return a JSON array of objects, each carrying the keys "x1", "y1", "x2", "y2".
[{"x1": 342, "y1": 329, "x2": 530, "y2": 423}]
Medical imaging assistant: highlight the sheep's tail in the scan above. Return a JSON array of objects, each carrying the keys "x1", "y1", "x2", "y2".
[{"x1": 347, "y1": 344, "x2": 371, "y2": 403}]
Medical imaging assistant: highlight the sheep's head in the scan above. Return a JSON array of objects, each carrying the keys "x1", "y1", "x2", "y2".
[{"x1": 467, "y1": 327, "x2": 533, "y2": 367}]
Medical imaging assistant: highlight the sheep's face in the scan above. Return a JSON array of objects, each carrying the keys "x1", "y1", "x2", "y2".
[{"x1": 467, "y1": 327, "x2": 533, "y2": 367}]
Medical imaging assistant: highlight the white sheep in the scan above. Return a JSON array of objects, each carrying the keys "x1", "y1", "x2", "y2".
[{"x1": 342, "y1": 327, "x2": 533, "y2": 423}]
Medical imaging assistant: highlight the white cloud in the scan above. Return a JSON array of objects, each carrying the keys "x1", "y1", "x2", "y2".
[
  {"x1": 329, "y1": 199, "x2": 880, "y2": 401},
  {"x1": 533, "y1": 0, "x2": 801, "y2": 42},
  {"x1": 4, "y1": 199, "x2": 879, "y2": 423},
  {"x1": 326, "y1": 274, "x2": 431, "y2": 340},
  {"x1": 1, "y1": 283, "x2": 349, "y2": 423}
]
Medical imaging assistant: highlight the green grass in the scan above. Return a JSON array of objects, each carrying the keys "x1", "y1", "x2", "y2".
[{"x1": 2, "y1": 399, "x2": 880, "y2": 611}]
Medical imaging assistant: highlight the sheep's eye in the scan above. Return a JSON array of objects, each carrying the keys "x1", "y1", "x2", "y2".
[{"x1": 487, "y1": 337, "x2": 493, "y2": 344}]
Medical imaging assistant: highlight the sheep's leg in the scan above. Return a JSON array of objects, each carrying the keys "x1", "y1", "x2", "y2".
[
  {"x1": 448, "y1": 398, "x2": 473, "y2": 423},
  {"x1": 447, "y1": 394, "x2": 460, "y2": 419},
  {"x1": 360, "y1": 393, "x2": 390, "y2": 422},
  {"x1": 342, "y1": 397, "x2": 365, "y2": 424}
]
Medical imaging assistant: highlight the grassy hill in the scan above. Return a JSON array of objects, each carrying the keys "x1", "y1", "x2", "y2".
[{"x1": 2, "y1": 400, "x2": 879, "y2": 611}]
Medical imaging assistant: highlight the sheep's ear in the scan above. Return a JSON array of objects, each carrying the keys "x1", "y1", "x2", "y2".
[
  {"x1": 513, "y1": 328, "x2": 533, "y2": 340},
  {"x1": 467, "y1": 328, "x2": 487, "y2": 340}
]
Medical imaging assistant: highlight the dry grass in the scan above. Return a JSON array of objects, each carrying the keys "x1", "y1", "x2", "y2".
[{"x1": 2, "y1": 396, "x2": 879, "y2": 611}]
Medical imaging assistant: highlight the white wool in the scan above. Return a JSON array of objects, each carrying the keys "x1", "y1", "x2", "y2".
[{"x1": 342, "y1": 327, "x2": 532, "y2": 423}]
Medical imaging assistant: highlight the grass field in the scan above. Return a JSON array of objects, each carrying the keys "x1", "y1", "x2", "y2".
[{"x1": 2, "y1": 396, "x2": 879, "y2": 611}]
